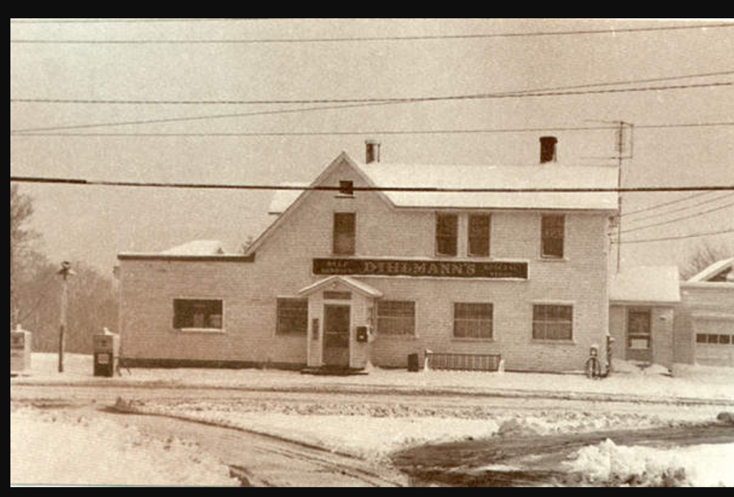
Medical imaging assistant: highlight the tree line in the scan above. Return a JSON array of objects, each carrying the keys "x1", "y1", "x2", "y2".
[{"x1": 10, "y1": 185, "x2": 118, "y2": 354}]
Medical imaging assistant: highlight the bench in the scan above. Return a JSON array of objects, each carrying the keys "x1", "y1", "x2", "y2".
[{"x1": 425, "y1": 351, "x2": 502, "y2": 373}]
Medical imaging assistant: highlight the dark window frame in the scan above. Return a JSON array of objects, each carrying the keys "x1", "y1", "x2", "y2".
[
  {"x1": 333, "y1": 212, "x2": 357, "y2": 256},
  {"x1": 532, "y1": 304, "x2": 574, "y2": 341},
  {"x1": 541, "y1": 215, "x2": 566, "y2": 259},
  {"x1": 276, "y1": 298, "x2": 309, "y2": 336},
  {"x1": 436, "y1": 213, "x2": 459, "y2": 257},
  {"x1": 468, "y1": 214, "x2": 492, "y2": 258},
  {"x1": 173, "y1": 299, "x2": 224, "y2": 331},
  {"x1": 377, "y1": 300, "x2": 416, "y2": 337},
  {"x1": 454, "y1": 303, "x2": 494, "y2": 340}
]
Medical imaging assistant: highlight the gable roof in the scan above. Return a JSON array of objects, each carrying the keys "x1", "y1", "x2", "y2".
[
  {"x1": 298, "y1": 276, "x2": 384, "y2": 299},
  {"x1": 268, "y1": 158, "x2": 620, "y2": 216},
  {"x1": 688, "y1": 258, "x2": 734, "y2": 283},
  {"x1": 610, "y1": 266, "x2": 681, "y2": 304}
]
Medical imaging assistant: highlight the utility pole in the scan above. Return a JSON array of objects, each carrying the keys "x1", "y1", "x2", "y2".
[
  {"x1": 57, "y1": 261, "x2": 75, "y2": 373},
  {"x1": 615, "y1": 121, "x2": 635, "y2": 273}
]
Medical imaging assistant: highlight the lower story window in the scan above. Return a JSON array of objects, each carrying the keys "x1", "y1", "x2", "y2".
[
  {"x1": 454, "y1": 303, "x2": 493, "y2": 340},
  {"x1": 277, "y1": 298, "x2": 309, "y2": 335},
  {"x1": 377, "y1": 301, "x2": 416, "y2": 337},
  {"x1": 173, "y1": 299, "x2": 223, "y2": 331},
  {"x1": 533, "y1": 304, "x2": 573, "y2": 341},
  {"x1": 698, "y1": 334, "x2": 733, "y2": 346}
]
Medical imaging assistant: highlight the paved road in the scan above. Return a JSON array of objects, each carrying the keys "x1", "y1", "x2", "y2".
[{"x1": 10, "y1": 383, "x2": 732, "y2": 487}]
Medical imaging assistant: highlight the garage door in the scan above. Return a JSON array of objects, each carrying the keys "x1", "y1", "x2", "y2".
[{"x1": 696, "y1": 332, "x2": 734, "y2": 367}]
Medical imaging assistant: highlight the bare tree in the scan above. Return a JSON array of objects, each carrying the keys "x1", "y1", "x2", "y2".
[
  {"x1": 680, "y1": 240, "x2": 734, "y2": 281},
  {"x1": 10, "y1": 186, "x2": 36, "y2": 327}
]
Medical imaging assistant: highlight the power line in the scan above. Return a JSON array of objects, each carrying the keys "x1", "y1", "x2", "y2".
[
  {"x1": 624, "y1": 193, "x2": 734, "y2": 224},
  {"x1": 10, "y1": 18, "x2": 278, "y2": 24},
  {"x1": 620, "y1": 202, "x2": 734, "y2": 235},
  {"x1": 12, "y1": 71, "x2": 734, "y2": 106},
  {"x1": 11, "y1": 82, "x2": 733, "y2": 135},
  {"x1": 10, "y1": 122, "x2": 734, "y2": 139},
  {"x1": 9, "y1": 22, "x2": 734, "y2": 44},
  {"x1": 621, "y1": 192, "x2": 713, "y2": 217},
  {"x1": 612, "y1": 228, "x2": 734, "y2": 245},
  {"x1": 9, "y1": 175, "x2": 734, "y2": 194}
]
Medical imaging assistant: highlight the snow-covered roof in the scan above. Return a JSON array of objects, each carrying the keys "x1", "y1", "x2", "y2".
[
  {"x1": 268, "y1": 159, "x2": 620, "y2": 215},
  {"x1": 610, "y1": 266, "x2": 681, "y2": 304},
  {"x1": 361, "y1": 162, "x2": 620, "y2": 211},
  {"x1": 688, "y1": 258, "x2": 734, "y2": 283},
  {"x1": 161, "y1": 240, "x2": 226, "y2": 256},
  {"x1": 298, "y1": 276, "x2": 384, "y2": 299},
  {"x1": 268, "y1": 184, "x2": 308, "y2": 215}
]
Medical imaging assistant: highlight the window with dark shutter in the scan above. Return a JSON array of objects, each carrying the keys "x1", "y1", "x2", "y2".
[
  {"x1": 436, "y1": 213, "x2": 458, "y2": 257},
  {"x1": 541, "y1": 215, "x2": 566, "y2": 259}
]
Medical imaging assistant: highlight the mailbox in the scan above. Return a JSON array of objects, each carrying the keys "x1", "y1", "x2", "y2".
[
  {"x1": 93, "y1": 332, "x2": 120, "y2": 378},
  {"x1": 11, "y1": 327, "x2": 32, "y2": 375},
  {"x1": 356, "y1": 326, "x2": 369, "y2": 344}
]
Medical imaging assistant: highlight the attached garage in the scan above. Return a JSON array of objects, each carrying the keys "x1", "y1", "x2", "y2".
[{"x1": 693, "y1": 314, "x2": 734, "y2": 367}]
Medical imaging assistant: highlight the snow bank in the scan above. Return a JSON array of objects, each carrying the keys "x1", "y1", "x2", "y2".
[
  {"x1": 139, "y1": 400, "x2": 685, "y2": 463},
  {"x1": 566, "y1": 440, "x2": 734, "y2": 487},
  {"x1": 10, "y1": 407, "x2": 238, "y2": 486}
]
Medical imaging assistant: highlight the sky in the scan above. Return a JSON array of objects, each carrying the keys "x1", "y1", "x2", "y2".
[{"x1": 9, "y1": 18, "x2": 734, "y2": 274}]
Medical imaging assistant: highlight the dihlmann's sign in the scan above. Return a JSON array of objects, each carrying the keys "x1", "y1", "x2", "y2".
[{"x1": 313, "y1": 259, "x2": 528, "y2": 280}]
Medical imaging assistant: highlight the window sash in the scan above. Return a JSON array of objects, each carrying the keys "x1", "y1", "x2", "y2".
[
  {"x1": 377, "y1": 301, "x2": 416, "y2": 336},
  {"x1": 468, "y1": 215, "x2": 491, "y2": 257},
  {"x1": 541, "y1": 215, "x2": 565, "y2": 258},
  {"x1": 436, "y1": 214, "x2": 458, "y2": 257},
  {"x1": 333, "y1": 213, "x2": 356, "y2": 256},
  {"x1": 454, "y1": 303, "x2": 493, "y2": 339},
  {"x1": 277, "y1": 299, "x2": 309, "y2": 335},
  {"x1": 173, "y1": 299, "x2": 223, "y2": 330},
  {"x1": 533, "y1": 305, "x2": 573, "y2": 341}
]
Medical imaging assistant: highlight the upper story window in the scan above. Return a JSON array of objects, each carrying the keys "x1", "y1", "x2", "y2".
[
  {"x1": 173, "y1": 299, "x2": 223, "y2": 331},
  {"x1": 541, "y1": 215, "x2": 566, "y2": 259},
  {"x1": 468, "y1": 214, "x2": 491, "y2": 258},
  {"x1": 436, "y1": 213, "x2": 459, "y2": 257},
  {"x1": 333, "y1": 213, "x2": 356, "y2": 256}
]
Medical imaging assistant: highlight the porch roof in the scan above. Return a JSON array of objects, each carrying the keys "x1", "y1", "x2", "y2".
[
  {"x1": 298, "y1": 276, "x2": 384, "y2": 299},
  {"x1": 610, "y1": 266, "x2": 681, "y2": 305}
]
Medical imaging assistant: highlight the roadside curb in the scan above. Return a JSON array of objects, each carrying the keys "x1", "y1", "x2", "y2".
[{"x1": 11, "y1": 378, "x2": 734, "y2": 408}]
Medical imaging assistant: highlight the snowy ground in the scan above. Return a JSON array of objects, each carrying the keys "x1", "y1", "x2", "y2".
[
  {"x1": 14, "y1": 354, "x2": 734, "y2": 405},
  {"x1": 10, "y1": 406, "x2": 238, "y2": 487},
  {"x1": 135, "y1": 397, "x2": 721, "y2": 465}
]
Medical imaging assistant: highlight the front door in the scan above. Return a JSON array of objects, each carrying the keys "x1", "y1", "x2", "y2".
[
  {"x1": 323, "y1": 305, "x2": 351, "y2": 368},
  {"x1": 627, "y1": 309, "x2": 652, "y2": 363}
]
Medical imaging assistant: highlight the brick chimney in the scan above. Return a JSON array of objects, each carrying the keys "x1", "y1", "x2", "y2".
[
  {"x1": 540, "y1": 136, "x2": 558, "y2": 164},
  {"x1": 365, "y1": 140, "x2": 381, "y2": 164}
]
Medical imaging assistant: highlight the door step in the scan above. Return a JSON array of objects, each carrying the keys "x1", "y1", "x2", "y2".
[{"x1": 301, "y1": 366, "x2": 369, "y2": 377}]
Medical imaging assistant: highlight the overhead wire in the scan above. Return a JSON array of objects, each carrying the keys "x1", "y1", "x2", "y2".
[
  {"x1": 10, "y1": 82, "x2": 734, "y2": 135},
  {"x1": 9, "y1": 21, "x2": 734, "y2": 44},
  {"x1": 620, "y1": 202, "x2": 734, "y2": 235}
]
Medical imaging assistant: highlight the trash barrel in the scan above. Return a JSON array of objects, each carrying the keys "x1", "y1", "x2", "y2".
[{"x1": 408, "y1": 353, "x2": 421, "y2": 373}]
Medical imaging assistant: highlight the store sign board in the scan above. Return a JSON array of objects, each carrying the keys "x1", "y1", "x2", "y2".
[{"x1": 313, "y1": 258, "x2": 528, "y2": 280}]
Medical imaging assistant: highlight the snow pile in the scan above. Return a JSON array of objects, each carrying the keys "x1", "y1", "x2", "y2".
[
  {"x1": 10, "y1": 408, "x2": 238, "y2": 487},
  {"x1": 566, "y1": 440, "x2": 734, "y2": 487}
]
